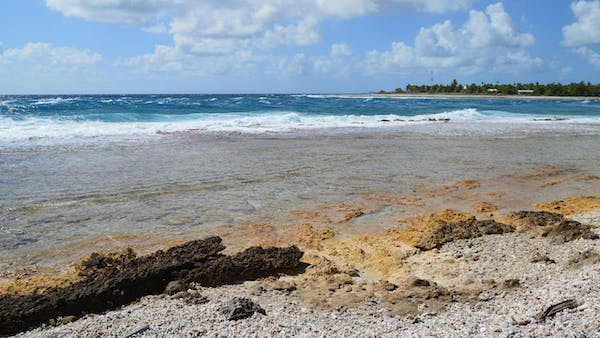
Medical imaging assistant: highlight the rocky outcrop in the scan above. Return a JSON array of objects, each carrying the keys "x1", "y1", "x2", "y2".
[
  {"x1": 407, "y1": 219, "x2": 515, "y2": 250},
  {"x1": 502, "y1": 211, "x2": 598, "y2": 243},
  {"x1": 0, "y1": 236, "x2": 302, "y2": 335},
  {"x1": 392, "y1": 210, "x2": 514, "y2": 250}
]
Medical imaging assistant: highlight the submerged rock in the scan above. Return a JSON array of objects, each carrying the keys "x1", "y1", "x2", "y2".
[{"x1": 0, "y1": 236, "x2": 302, "y2": 335}]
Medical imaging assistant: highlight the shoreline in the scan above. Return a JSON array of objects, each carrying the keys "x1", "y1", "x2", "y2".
[
  {"x1": 372, "y1": 93, "x2": 599, "y2": 100},
  {"x1": 2, "y1": 103, "x2": 599, "y2": 336},
  {"x1": 6, "y1": 199, "x2": 600, "y2": 337},
  {"x1": 3, "y1": 132, "x2": 600, "y2": 275}
]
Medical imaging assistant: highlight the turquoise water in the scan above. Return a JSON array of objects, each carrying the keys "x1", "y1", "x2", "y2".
[{"x1": 1, "y1": 95, "x2": 599, "y2": 150}]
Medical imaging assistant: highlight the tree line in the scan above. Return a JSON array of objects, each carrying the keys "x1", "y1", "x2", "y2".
[{"x1": 379, "y1": 80, "x2": 600, "y2": 96}]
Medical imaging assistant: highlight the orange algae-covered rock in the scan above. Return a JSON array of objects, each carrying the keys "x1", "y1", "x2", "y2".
[
  {"x1": 296, "y1": 224, "x2": 336, "y2": 250},
  {"x1": 323, "y1": 234, "x2": 417, "y2": 281},
  {"x1": 0, "y1": 269, "x2": 82, "y2": 296},
  {"x1": 389, "y1": 209, "x2": 513, "y2": 250},
  {"x1": 535, "y1": 196, "x2": 600, "y2": 215}
]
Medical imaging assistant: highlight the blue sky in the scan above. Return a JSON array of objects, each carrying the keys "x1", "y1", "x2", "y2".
[{"x1": 0, "y1": 0, "x2": 599, "y2": 94}]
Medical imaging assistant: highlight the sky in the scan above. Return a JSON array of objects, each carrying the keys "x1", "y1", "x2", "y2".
[{"x1": 0, "y1": 0, "x2": 599, "y2": 94}]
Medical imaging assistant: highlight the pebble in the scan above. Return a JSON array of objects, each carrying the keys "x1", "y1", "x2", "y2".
[{"x1": 13, "y1": 216, "x2": 600, "y2": 338}]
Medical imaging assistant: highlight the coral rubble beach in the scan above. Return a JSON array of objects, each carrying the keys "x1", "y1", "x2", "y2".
[{"x1": 2, "y1": 194, "x2": 599, "y2": 337}]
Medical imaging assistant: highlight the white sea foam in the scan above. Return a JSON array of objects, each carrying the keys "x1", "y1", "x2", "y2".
[
  {"x1": 1, "y1": 109, "x2": 599, "y2": 149},
  {"x1": 32, "y1": 97, "x2": 78, "y2": 105}
]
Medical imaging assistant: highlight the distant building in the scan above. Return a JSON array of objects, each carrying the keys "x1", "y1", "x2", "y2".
[
  {"x1": 487, "y1": 88, "x2": 498, "y2": 93},
  {"x1": 518, "y1": 89, "x2": 534, "y2": 95}
]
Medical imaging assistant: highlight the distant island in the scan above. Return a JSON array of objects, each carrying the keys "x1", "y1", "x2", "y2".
[{"x1": 378, "y1": 80, "x2": 600, "y2": 97}]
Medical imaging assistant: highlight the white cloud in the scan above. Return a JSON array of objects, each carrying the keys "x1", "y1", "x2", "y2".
[
  {"x1": 117, "y1": 45, "x2": 258, "y2": 75},
  {"x1": 330, "y1": 43, "x2": 353, "y2": 58},
  {"x1": 562, "y1": 1, "x2": 600, "y2": 46},
  {"x1": 45, "y1": 0, "x2": 474, "y2": 74},
  {"x1": 575, "y1": 47, "x2": 600, "y2": 70},
  {"x1": 275, "y1": 53, "x2": 310, "y2": 76},
  {"x1": 45, "y1": 0, "x2": 175, "y2": 26},
  {"x1": 0, "y1": 42, "x2": 101, "y2": 72},
  {"x1": 562, "y1": 1, "x2": 600, "y2": 70},
  {"x1": 142, "y1": 23, "x2": 168, "y2": 34},
  {"x1": 310, "y1": 43, "x2": 355, "y2": 75},
  {"x1": 365, "y1": 2, "x2": 541, "y2": 75}
]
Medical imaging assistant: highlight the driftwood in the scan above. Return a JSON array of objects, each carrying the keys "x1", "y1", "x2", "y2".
[
  {"x1": 535, "y1": 299, "x2": 578, "y2": 322},
  {"x1": 0, "y1": 236, "x2": 303, "y2": 335}
]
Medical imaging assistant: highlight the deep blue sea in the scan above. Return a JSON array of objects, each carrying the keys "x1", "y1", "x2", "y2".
[{"x1": 1, "y1": 94, "x2": 600, "y2": 150}]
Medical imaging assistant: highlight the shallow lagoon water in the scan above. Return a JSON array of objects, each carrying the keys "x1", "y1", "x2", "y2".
[{"x1": 1, "y1": 95, "x2": 600, "y2": 272}]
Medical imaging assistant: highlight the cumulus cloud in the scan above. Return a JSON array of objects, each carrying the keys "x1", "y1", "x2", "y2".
[
  {"x1": 365, "y1": 3, "x2": 541, "y2": 74},
  {"x1": 0, "y1": 42, "x2": 101, "y2": 72},
  {"x1": 562, "y1": 1, "x2": 600, "y2": 70},
  {"x1": 50, "y1": 0, "x2": 556, "y2": 79},
  {"x1": 575, "y1": 47, "x2": 600, "y2": 69},
  {"x1": 562, "y1": 1, "x2": 600, "y2": 46},
  {"x1": 116, "y1": 45, "x2": 258, "y2": 75},
  {"x1": 45, "y1": 0, "x2": 473, "y2": 73}
]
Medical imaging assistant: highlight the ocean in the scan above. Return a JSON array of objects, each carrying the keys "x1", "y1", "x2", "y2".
[
  {"x1": 1, "y1": 94, "x2": 600, "y2": 150},
  {"x1": 1, "y1": 94, "x2": 600, "y2": 272}
]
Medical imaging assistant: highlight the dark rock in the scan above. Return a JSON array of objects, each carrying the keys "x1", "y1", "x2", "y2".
[
  {"x1": 381, "y1": 281, "x2": 398, "y2": 291},
  {"x1": 509, "y1": 211, "x2": 564, "y2": 229},
  {"x1": 0, "y1": 236, "x2": 302, "y2": 335},
  {"x1": 165, "y1": 280, "x2": 188, "y2": 295},
  {"x1": 173, "y1": 290, "x2": 209, "y2": 305},
  {"x1": 179, "y1": 245, "x2": 304, "y2": 287},
  {"x1": 411, "y1": 279, "x2": 432, "y2": 287},
  {"x1": 502, "y1": 279, "x2": 520, "y2": 289},
  {"x1": 506, "y1": 211, "x2": 597, "y2": 243},
  {"x1": 530, "y1": 253, "x2": 556, "y2": 264},
  {"x1": 268, "y1": 280, "x2": 297, "y2": 292},
  {"x1": 567, "y1": 249, "x2": 600, "y2": 269},
  {"x1": 414, "y1": 219, "x2": 514, "y2": 250},
  {"x1": 220, "y1": 297, "x2": 266, "y2": 320},
  {"x1": 544, "y1": 220, "x2": 598, "y2": 243}
]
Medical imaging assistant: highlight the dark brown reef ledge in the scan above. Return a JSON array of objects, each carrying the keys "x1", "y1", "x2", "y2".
[{"x1": 0, "y1": 236, "x2": 303, "y2": 336}]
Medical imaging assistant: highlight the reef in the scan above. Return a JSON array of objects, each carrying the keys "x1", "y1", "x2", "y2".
[{"x1": 0, "y1": 236, "x2": 302, "y2": 335}]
